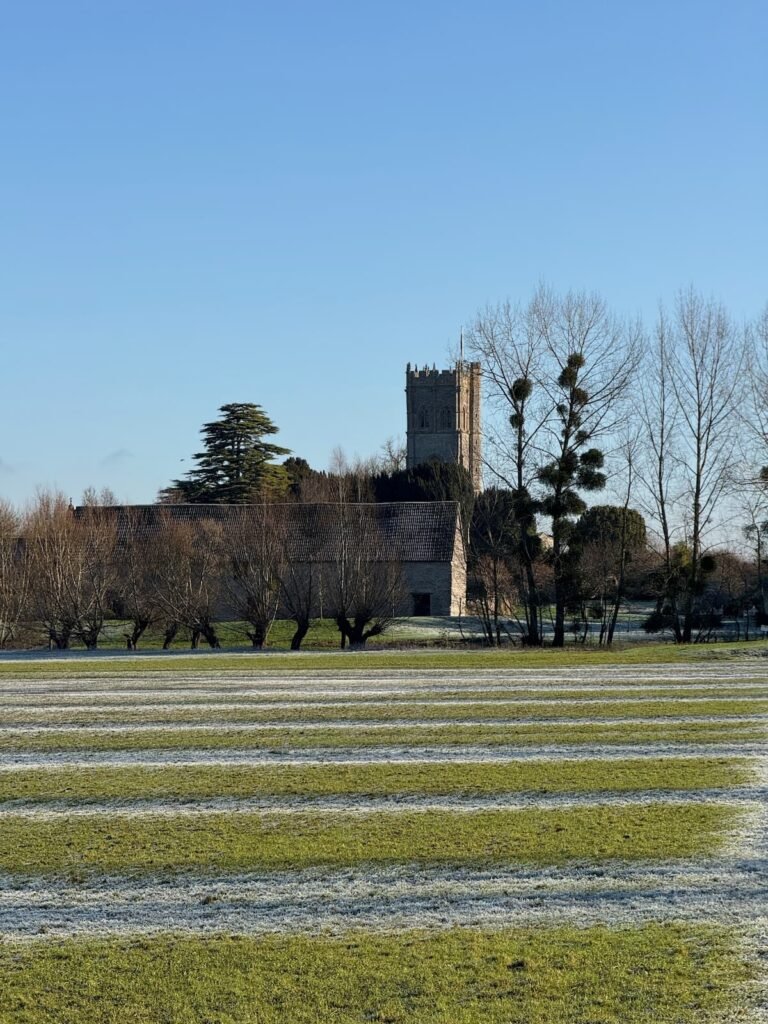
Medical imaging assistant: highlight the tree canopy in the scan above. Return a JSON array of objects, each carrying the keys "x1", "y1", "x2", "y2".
[{"x1": 160, "y1": 403, "x2": 291, "y2": 504}]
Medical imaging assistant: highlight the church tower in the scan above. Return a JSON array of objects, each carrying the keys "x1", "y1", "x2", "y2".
[{"x1": 405, "y1": 361, "x2": 482, "y2": 493}]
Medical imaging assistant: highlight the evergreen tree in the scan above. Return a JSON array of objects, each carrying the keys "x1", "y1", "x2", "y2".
[
  {"x1": 370, "y1": 458, "x2": 475, "y2": 534},
  {"x1": 161, "y1": 403, "x2": 290, "y2": 504}
]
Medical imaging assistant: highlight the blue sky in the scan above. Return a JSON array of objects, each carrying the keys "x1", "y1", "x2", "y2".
[{"x1": 1, "y1": 0, "x2": 766, "y2": 505}]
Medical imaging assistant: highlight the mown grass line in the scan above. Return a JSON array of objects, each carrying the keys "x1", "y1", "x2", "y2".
[
  {"x1": 1, "y1": 640, "x2": 765, "y2": 678},
  {"x1": 0, "y1": 803, "x2": 738, "y2": 875},
  {"x1": 0, "y1": 720, "x2": 760, "y2": 753},
  {"x1": 0, "y1": 925, "x2": 752, "y2": 1024},
  {"x1": 4, "y1": 698, "x2": 768, "y2": 727},
  {"x1": 0, "y1": 757, "x2": 751, "y2": 804},
  {"x1": 4, "y1": 685, "x2": 768, "y2": 706}
]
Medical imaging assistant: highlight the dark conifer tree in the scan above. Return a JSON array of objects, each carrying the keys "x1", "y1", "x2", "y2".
[{"x1": 161, "y1": 403, "x2": 290, "y2": 504}]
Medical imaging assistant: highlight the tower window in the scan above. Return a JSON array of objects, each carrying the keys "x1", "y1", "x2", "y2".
[
  {"x1": 418, "y1": 407, "x2": 430, "y2": 429},
  {"x1": 439, "y1": 407, "x2": 452, "y2": 430}
]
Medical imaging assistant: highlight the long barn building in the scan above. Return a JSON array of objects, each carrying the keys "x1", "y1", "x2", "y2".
[{"x1": 76, "y1": 501, "x2": 467, "y2": 618}]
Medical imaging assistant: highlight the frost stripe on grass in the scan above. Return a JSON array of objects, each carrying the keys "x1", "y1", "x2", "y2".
[
  {"x1": 2, "y1": 714, "x2": 766, "y2": 736},
  {"x1": 0, "y1": 859, "x2": 766, "y2": 937},
  {"x1": 6, "y1": 693, "x2": 768, "y2": 714},
  {"x1": 4, "y1": 682, "x2": 768, "y2": 706},
  {"x1": 0, "y1": 789, "x2": 762, "y2": 819},
  {"x1": 1, "y1": 742, "x2": 764, "y2": 770}
]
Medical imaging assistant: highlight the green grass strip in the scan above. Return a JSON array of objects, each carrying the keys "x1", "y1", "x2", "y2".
[
  {"x1": 1, "y1": 639, "x2": 766, "y2": 677},
  {"x1": 0, "y1": 803, "x2": 737, "y2": 875},
  {"x1": 0, "y1": 720, "x2": 760, "y2": 753},
  {"x1": 5, "y1": 697, "x2": 768, "y2": 726},
  {"x1": 0, "y1": 757, "x2": 751, "y2": 804},
  {"x1": 0, "y1": 925, "x2": 751, "y2": 1024}
]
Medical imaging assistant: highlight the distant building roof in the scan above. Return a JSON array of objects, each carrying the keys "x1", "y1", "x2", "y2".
[{"x1": 74, "y1": 502, "x2": 461, "y2": 564}]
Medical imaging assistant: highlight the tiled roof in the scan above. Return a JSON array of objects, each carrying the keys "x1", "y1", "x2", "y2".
[{"x1": 74, "y1": 502, "x2": 460, "y2": 564}]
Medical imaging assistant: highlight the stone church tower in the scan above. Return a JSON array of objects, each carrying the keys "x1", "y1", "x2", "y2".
[{"x1": 405, "y1": 361, "x2": 482, "y2": 493}]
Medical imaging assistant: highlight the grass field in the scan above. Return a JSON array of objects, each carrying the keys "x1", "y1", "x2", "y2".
[
  {"x1": 2, "y1": 636, "x2": 767, "y2": 675},
  {"x1": 0, "y1": 649, "x2": 766, "y2": 1022},
  {"x1": 0, "y1": 926, "x2": 749, "y2": 1024}
]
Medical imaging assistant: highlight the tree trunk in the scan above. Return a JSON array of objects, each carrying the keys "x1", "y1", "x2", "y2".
[
  {"x1": 127, "y1": 618, "x2": 150, "y2": 650},
  {"x1": 290, "y1": 619, "x2": 309, "y2": 651},
  {"x1": 162, "y1": 622, "x2": 178, "y2": 650},
  {"x1": 200, "y1": 622, "x2": 220, "y2": 648},
  {"x1": 247, "y1": 620, "x2": 269, "y2": 649}
]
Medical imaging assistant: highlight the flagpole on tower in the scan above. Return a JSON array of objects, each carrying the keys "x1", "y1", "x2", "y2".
[{"x1": 460, "y1": 327, "x2": 464, "y2": 367}]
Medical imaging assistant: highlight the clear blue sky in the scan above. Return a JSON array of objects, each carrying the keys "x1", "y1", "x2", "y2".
[{"x1": 1, "y1": 0, "x2": 766, "y2": 505}]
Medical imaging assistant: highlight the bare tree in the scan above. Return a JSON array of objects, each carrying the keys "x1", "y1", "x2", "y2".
[
  {"x1": 323, "y1": 504, "x2": 406, "y2": 648},
  {"x1": 465, "y1": 294, "x2": 550, "y2": 644},
  {"x1": 279, "y1": 560, "x2": 318, "y2": 650},
  {"x1": 153, "y1": 517, "x2": 224, "y2": 649},
  {"x1": 223, "y1": 506, "x2": 284, "y2": 648},
  {"x1": 639, "y1": 291, "x2": 744, "y2": 642},
  {"x1": 536, "y1": 290, "x2": 642, "y2": 646},
  {"x1": 112, "y1": 509, "x2": 165, "y2": 649},
  {"x1": 467, "y1": 287, "x2": 640, "y2": 645},
  {"x1": 81, "y1": 486, "x2": 119, "y2": 508},
  {"x1": 742, "y1": 495, "x2": 768, "y2": 622},
  {"x1": 637, "y1": 309, "x2": 683, "y2": 639},
  {"x1": 25, "y1": 492, "x2": 77, "y2": 649},
  {"x1": 671, "y1": 290, "x2": 744, "y2": 640},
  {"x1": 378, "y1": 436, "x2": 407, "y2": 474},
  {"x1": 24, "y1": 492, "x2": 116, "y2": 650},
  {"x1": 469, "y1": 488, "x2": 520, "y2": 645},
  {"x1": 0, "y1": 501, "x2": 28, "y2": 648},
  {"x1": 69, "y1": 505, "x2": 118, "y2": 649},
  {"x1": 746, "y1": 304, "x2": 768, "y2": 462}
]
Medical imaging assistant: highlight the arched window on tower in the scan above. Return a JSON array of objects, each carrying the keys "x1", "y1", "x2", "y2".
[
  {"x1": 418, "y1": 407, "x2": 430, "y2": 430},
  {"x1": 439, "y1": 407, "x2": 452, "y2": 430}
]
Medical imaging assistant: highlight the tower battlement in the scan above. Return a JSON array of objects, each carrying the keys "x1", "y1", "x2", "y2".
[{"x1": 405, "y1": 361, "x2": 482, "y2": 493}]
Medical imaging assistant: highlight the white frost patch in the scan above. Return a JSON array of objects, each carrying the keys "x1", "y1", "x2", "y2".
[
  {"x1": 5, "y1": 692, "x2": 768, "y2": 715},
  {"x1": 0, "y1": 713, "x2": 764, "y2": 736},
  {"x1": 0, "y1": 742, "x2": 763, "y2": 771},
  {"x1": 0, "y1": 790, "x2": 762, "y2": 820},
  {"x1": 1, "y1": 856, "x2": 767, "y2": 938}
]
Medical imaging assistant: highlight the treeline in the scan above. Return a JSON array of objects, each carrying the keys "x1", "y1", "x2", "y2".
[
  {"x1": 4, "y1": 284, "x2": 767, "y2": 650},
  {"x1": 0, "y1": 495, "x2": 405, "y2": 651},
  {"x1": 462, "y1": 285, "x2": 768, "y2": 645},
  {"x1": 282, "y1": 286, "x2": 768, "y2": 647}
]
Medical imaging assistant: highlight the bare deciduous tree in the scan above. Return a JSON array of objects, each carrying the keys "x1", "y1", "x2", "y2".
[
  {"x1": 0, "y1": 501, "x2": 27, "y2": 648},
  {"x1": 25, "y1": 492, "x2": 116, "y2": 649},
  {"x1": 112, "y1": 509, "x2": 165, "y2": 649},
  {"x1": 324, "y1": 504, "x2": 406, "y2": 648},
  {"x1": 466, "y1": 295, "x2": 550, "y2": 644},
  {"x1": 25, "y1": 492, "x2": 78, "y2": 649},
  {"x1": 536, "y1": 290, "x2": 641, "y2": 646},
  {"x1": 224, "y1": 506, "x2": 284, "y2": 648},
  {"x1": 279, "y1": 560, "x2": 318, "y2": 651},
  {"x1": 468, "y1": 287, "x2": 640, "y2": 646},
  {"x1": 69, "y1": 505, "x2": 118, "y2": 649},
  {"x1": 639, "y1": 290, "x2": 744, "y2": 642},
  {"x1": 153, "y1": 517, "x2": 223, "y2": 649}
]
